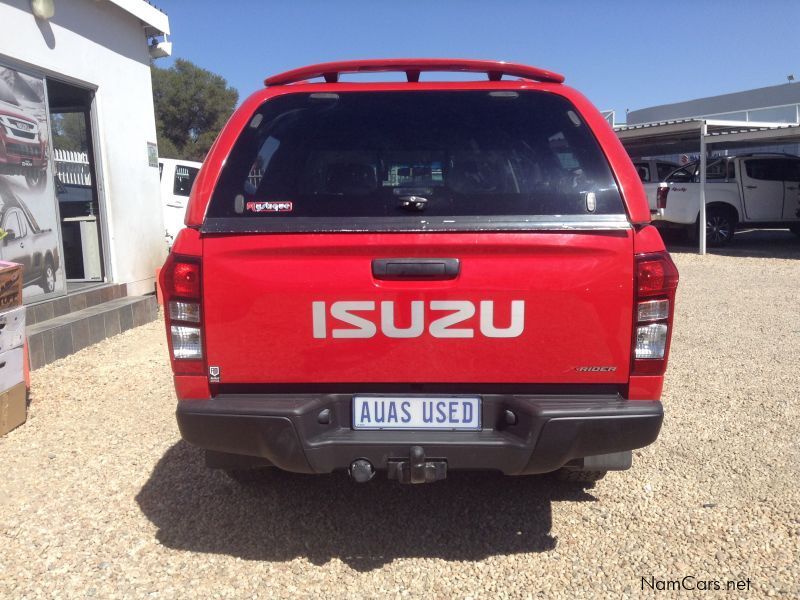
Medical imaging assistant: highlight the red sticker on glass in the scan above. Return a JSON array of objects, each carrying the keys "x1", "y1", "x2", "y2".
[{"x1": 246, "y1": 201, "x2": 293, "y2": 213}]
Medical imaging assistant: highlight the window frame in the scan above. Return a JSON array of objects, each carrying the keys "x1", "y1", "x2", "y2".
[
  {"x1": 172, "y1": 165, "x2": 199, "y2": 197},
  {"x1": 2, "y1": 210, "x2": 23, "y2": 240},
  {"x1": 202, "y1": 90, "x2": 631, "y2": 233},
  {"x1": 744, "y1": 158, "x2": 786, "y2": 182},
  {"x1": 656, "y1": 162, "x2": 677, "y2": 182}
]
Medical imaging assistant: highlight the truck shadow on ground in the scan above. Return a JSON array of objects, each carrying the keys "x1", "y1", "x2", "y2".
[
  {"x1": 136, "y1": 441, "x2": 596, "y2": 571},
  {"x1": 664, "y1": 229, "x2": 800, "y2": 260}
]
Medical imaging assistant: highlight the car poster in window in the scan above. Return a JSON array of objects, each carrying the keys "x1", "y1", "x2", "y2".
[{"x1": 0, "y1": 65, "x2": 65, "y2": 300}]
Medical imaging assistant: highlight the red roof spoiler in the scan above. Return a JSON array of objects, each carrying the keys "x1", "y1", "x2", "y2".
[{"x1": 264, "y1": 59, "x2": 565, "y2": 86}]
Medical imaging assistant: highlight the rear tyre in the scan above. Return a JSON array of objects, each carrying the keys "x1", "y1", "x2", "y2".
[
  {"x1": 42, "y1": 258, "x2": 56, "y2": 294},
  {"x1": 224, "y1": 467, "x2": 276, "y2": 485},
  {"x1": 555, "y1": 469, "x2": 607, "y2": 483},
  {"x1": 704, "y1": 206, "x2": 736, "y2": 247}
]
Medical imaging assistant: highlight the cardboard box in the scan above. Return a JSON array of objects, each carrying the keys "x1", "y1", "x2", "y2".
[
  {"x1": 0, "y1": 305, "x2": 25, "y2": 353},
  {"x1": 0, "y1": 382, "x2": 26, "y2": 436},
  {"x1": 0, "y1": 262, "x2": 22, "y2": 311},
  {"x1": 0, "y1": 347, "x2": 24, "y2": 393}
]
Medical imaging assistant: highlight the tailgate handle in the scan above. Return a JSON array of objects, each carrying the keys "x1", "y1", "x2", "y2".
[{"x1": 372, "y1": 258, "x2": 460, "y2": 280}]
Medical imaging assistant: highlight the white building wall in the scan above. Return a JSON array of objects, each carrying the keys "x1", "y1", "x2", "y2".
[{"x1": 0, "y1": 0, "x2": 167, "y2": 296}]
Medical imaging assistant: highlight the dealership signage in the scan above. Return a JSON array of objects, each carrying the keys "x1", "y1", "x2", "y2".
[{"x1": 0, "y1": 64, "x2": 66, "y2": 300}]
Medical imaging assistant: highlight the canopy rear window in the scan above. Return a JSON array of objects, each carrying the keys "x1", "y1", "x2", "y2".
[{"x1": 205, "y1": 91, "x2": 625, "y2": 231}]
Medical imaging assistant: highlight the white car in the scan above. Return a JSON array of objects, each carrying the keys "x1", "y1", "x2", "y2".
[
  {"x1": 644, "y1": 154, "x2": 800, "y2": 246},
  {"x1": 159, "y1": 158, "x2": 202, "y2": 248}
]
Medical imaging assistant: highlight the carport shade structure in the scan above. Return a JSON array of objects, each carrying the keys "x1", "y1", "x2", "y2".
[{"x1": 614, "y1": 119, "x2": 800, "y2": 254}]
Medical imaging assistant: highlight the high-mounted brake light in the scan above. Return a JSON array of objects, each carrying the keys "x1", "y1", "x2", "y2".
[
  {"x1": 160, "y1": 253, "x2": 205, "y2": 376},
  {"x1": 632, "y1": 252, "x2": 679, "y2": 376}
]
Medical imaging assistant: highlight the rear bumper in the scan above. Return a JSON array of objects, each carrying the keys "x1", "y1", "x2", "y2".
[{"x1": 176, "y1": 394, "x2": 663, "y2": 475}]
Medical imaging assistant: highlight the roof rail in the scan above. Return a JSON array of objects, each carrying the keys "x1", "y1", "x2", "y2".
[{"x1": 264, "y1": 59, "x2": 565, "y2": 87}]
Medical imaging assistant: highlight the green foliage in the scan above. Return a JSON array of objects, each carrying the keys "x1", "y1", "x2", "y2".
[
  {"x1": 50, "y1": 112, "x2": 88, "y2": 152},
  {"x1": 151, "y1": 59, "x2": 238, "y2": 162}
]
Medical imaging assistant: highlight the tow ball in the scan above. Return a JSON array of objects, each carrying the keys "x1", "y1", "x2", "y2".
[{"x1": 387, "y1": 446, "x2": 447, "y2": 484}]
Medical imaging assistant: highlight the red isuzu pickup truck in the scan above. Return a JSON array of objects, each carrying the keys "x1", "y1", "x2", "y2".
[{"x1": 160, "y1": 59, "x2": 678, "y2": 484}]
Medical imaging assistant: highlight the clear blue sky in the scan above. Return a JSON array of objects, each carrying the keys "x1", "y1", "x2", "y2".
[{"x1": 152, "y1": 0, "x2": 798, "y2": 120}]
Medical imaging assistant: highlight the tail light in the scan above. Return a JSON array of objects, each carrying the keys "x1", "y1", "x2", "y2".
[
  {"x1": 656, "y1": 184, "x2": 670, "y2": 210},
  {"x1": 160, "y1": 253, "x2": 205, "y2": 375},
  {"x1": 632, "y1": 252, "x2": 679, "y2": 375}
]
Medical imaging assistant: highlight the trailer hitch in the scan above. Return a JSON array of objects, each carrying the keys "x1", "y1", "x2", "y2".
[{"x1": 387, "y1": 445, "x2": 447, "y2": 484}]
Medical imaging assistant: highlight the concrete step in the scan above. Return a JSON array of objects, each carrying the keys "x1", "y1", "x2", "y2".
[
  {"x1": 26, "y1": 295, "x2": 159, "y2": 370},
  {"x1": 26, "y1": 283, "x2": 128, "y2": 326}
]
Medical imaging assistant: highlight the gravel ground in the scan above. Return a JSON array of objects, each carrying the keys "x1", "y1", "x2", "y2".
[{"x1": 1, "y1": 230, "x2": 799, "y2": 599}]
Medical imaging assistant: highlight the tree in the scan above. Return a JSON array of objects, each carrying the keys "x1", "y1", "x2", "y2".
[
  {"x1": 50, "y1": 112, "x2": 88, "y2": 152},
  {"x1": 151, "y1": 59, "x2": 238, "y2": 162}
]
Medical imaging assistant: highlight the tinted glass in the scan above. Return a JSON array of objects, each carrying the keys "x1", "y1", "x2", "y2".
[
  {"x1": 173, "y1": 165, "x2": 199, "y2": 197},
  {"x1": 745, "y1": 159, "x2": 785, "y2": 181},
  {"x1": 656, "y1": 163, "x2": 677, "y2": 181},
  {"x1": 634, "y1": 162, "x2": 650, "y2": 182},
  {"x1": 782, "y1": 159, "x2": 800, "y2": 182},
  {"x1": 665, "y1": 161, "x2": 735, "y2": 183},
  {"x1": 666, "y1": 165, "x2": 697, "y2": 183},
  {"x1": 207, "y1": 91, "x2": 625, "y2": 222},
  {"x1": 706, "y1": 160, "x2": 729, "y2": 180}
]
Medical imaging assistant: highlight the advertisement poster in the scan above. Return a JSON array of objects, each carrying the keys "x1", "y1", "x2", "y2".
[{"x1": 0, "y1": 65, "x2": 65, "y2": 300}]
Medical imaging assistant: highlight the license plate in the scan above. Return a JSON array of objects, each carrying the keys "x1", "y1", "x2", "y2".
[
  {"x1": 20, "y1": 159, "x2": 33, "y2": 167},
  {"x1": 352, "y1": 396, "x2": 481, "y2": 431}
]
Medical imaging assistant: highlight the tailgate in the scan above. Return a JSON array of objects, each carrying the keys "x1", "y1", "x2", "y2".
[{"x1": 202, "y1": 231, "x2": 633, "y2": 384}]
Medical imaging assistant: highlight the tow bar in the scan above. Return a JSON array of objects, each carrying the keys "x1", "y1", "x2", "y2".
[
  {"x1": 348, "y1": 447, "x2": 447, "y2": 484},
  {"x1": 387, "y1": 446, "x2": 447, "y2": 484}
]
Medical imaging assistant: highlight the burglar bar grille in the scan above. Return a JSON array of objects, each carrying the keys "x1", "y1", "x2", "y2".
[{"x1": 54, "y1": 148, "x2": 92, "y2": 186}]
